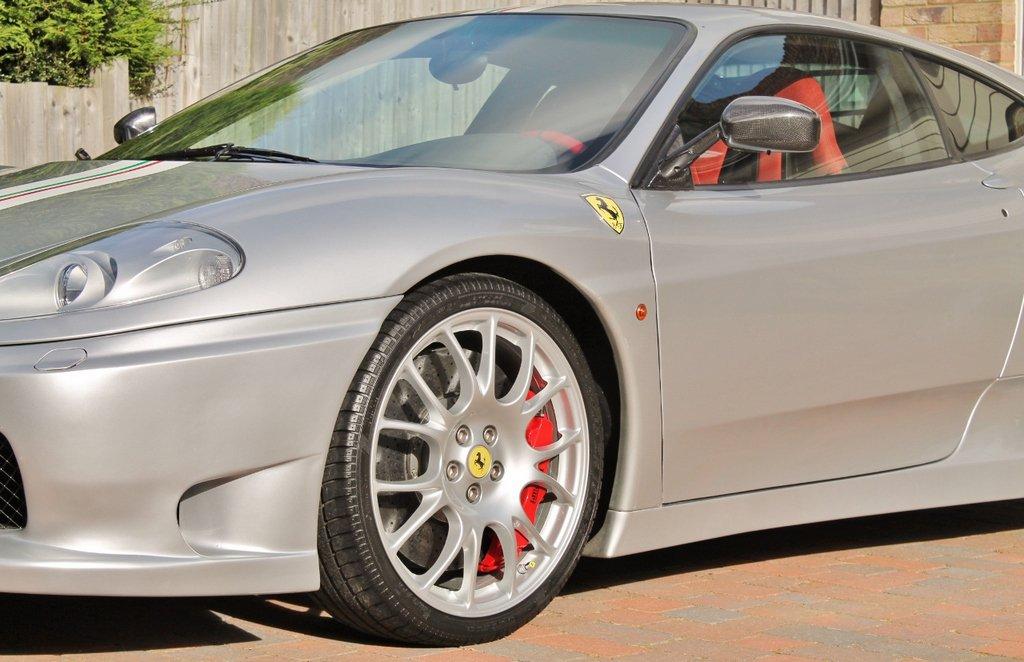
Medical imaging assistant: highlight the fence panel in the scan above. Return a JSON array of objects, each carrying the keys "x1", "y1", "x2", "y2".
[
  {"x1": 0, "y1": 61, "x2": 129, "y2": 169},
  {"x1": 139, "y1": 0, "x2": 876, "y2": 124}
]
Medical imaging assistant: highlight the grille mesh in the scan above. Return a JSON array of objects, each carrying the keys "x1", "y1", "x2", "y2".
[{"x1": 0, "y1": 435, "x2": 26, "y2": 529}]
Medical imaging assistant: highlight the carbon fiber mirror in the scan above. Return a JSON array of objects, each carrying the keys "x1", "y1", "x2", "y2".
[
  {"x1": 654, "y1": 95, "x2": 822, "y2": 184},
  {"x1": 721, "y1": 96, "x2": 821, "y2": 153}
]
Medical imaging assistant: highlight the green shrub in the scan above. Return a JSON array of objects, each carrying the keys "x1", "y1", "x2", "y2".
[{"x1": 0, "y1": 0, "x2": 173, "y2": 96}]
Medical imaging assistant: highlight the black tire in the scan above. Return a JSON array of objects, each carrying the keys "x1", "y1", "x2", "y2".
[{"x1": 313, "y1": 273, "x2": 605, "y2": 645}]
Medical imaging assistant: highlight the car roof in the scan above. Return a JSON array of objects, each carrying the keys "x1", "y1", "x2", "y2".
[
  {"x1": 497, "y1": 2, "x2": 876, "y2": 29},
  {"x1": 476, "y1": 3, "x2": 1024, "y2": 93},
  {"x1": 509, "y1": 2, "x2": 792, "y2": 21}
]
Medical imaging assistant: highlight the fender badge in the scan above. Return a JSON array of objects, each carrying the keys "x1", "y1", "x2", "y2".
[{"x1": 583, "y1": 194, "x2": 625, "y2": 234}]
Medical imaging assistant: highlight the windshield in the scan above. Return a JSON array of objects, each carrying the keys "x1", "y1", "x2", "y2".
[{"x1": 101, "y1": 14, "x2": 686, "y2": 172}]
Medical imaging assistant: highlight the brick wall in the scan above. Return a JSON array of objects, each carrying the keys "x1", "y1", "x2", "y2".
[{"x1": 881, "y1": 0, "x2": 1016, "y2": 69}]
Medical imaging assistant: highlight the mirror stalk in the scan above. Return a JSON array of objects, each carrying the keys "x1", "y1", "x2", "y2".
[{"x1": 657, "y1": 125, "x2": 722, "y2": 181}]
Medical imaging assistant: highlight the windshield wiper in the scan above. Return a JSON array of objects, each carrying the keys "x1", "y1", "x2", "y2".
[{"x1": 145, "y1": 143, "x2": 320, "y2": 164}]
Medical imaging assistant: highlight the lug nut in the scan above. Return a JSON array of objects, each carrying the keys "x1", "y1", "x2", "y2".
[
  {"x1": 466, "y1": 483, "x2": 481, "y2": 504},
  {"x1": 455, "y1": 425, "x2": 472, "y2": 445},
  {"x1": 446, "y1": 461, "x2": 461, "y2": 481},
  {"x1": 490, "y1": 462, "x2": 504, "y2": 481},
  {"x1": 482, "y1": 425, "x2": 498, "y2": 445}
]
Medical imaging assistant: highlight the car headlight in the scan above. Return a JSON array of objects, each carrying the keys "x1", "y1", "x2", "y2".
[{"x1": 0, "y1": 221, "x2": 244, "y2": 321}]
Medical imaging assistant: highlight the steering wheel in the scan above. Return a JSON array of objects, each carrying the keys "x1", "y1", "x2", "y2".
[{"x1": 523, "y1": 130, "x2": 585, "y2": 155}]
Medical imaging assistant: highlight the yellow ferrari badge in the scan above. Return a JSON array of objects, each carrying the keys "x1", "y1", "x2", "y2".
[
  {"x1": 584, "y1": 195, "x2": 624, "y2": 234},
  {"x1": 468, "y1": 445, "x2": 492, "y2": 479}
]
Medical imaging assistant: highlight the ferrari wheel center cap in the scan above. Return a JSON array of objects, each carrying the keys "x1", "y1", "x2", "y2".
[{"x1": 467, "y1": 444, "x2": 492, "y2": 479}]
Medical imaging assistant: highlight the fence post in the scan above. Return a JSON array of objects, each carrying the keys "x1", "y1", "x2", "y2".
[
  {"x1": 97, "y1": 60, "x2": 131, "y2": 156},
  {"x1": 0, "y1": 84, "x2": 8, "y2": 168},
  {"x1": 3, "y1": 82, "x2": 49, "y2": 168},
  {"x1": 855, "y1": 0, "x2": 881, "y2": 24}
]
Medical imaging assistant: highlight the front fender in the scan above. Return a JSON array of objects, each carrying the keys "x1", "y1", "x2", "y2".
[{"x1": 0, "y1": 165, "x2": 666, "y2": 512}]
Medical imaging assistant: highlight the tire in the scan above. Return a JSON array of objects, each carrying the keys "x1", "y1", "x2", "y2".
[{"x1": 314, "y1": 273, "x2": 605, "y2": 645}]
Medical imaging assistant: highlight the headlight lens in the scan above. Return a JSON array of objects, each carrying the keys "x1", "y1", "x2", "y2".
[
  {"x1": 0, "y1": 221, "x2": 243, "y2": 321},
  {"x1": 57, "y1": 263, "x2": 89, "y2": 308}
]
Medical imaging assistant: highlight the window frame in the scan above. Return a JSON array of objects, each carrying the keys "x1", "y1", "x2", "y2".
[
  {"x1": 631, "y1": 24, "x2": 1019, "y2": 191},
  {"x1": 909, "y1": 52, "x2": 1024, "y2": 161}
]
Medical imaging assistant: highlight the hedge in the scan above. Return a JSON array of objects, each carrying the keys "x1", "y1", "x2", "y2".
[{"x1": 0, "y1": 0, "x2": 173, "y2": 97}]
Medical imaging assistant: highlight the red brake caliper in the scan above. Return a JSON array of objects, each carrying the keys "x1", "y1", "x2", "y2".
[{"x1": 478, "y1": 388, "x2": 554, "y2": 574}]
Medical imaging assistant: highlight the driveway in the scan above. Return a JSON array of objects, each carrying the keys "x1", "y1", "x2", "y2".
[{"x1": 2, "y1": 500, "x2": 1024, "y2": 660}]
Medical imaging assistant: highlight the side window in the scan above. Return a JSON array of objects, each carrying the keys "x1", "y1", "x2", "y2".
[
  {"x1": 915, "y1": 57, "x2": 1024, "y2": 156},
  {"x1": 677, "y1": 34, "x2": 948, "y2": 186}
]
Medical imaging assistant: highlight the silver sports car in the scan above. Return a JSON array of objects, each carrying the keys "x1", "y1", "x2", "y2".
[{"x1": 2, "y1": 2, "x2": 1023, "y2": 645}]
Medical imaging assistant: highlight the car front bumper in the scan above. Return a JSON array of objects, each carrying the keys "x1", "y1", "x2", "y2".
[{"x1": 0, "y1": 296, "x2": 398, "y2": 596}]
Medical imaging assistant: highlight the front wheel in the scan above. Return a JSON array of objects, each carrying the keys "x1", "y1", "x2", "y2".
[{"x1": 315, "y1": 274, "x2": 605, "y2": 645}]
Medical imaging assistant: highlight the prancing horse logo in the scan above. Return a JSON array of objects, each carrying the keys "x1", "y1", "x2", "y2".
[
  {"x1": 583, "y1": 194, "x2": 625, "y2": 234},
  {"x1": 468, "y1": 444, "x2": 492, "y2": 479}
]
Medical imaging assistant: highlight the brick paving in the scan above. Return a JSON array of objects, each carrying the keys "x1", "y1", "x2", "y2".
[{"x1": 3, "y1": 500, "x2": 1024, "y2": 660}]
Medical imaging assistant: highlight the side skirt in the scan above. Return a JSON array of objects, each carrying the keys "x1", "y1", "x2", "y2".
[{"x1": 585, "y1": 374, "x2": 1024, "y2": 558}]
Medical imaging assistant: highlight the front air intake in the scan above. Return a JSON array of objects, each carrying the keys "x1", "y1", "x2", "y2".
[{"x1": 0, "y1": 434, "x2": 27, "y2": 529}]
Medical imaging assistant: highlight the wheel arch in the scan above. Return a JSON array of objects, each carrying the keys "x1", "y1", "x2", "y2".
[{"x1": 409, "y1": 255, "x2": 622, "y2": 536}]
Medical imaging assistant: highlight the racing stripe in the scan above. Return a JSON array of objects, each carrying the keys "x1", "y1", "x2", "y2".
[
  {"x1": 0, "y1": 161, "x2": 147, "y2": 201},
  {"x1": 0, "y1": 160, "x2": 187, "y2": 212}
]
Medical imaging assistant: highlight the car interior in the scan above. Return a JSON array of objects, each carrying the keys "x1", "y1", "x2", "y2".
[{"x1": 677, "y1": 34, "x2": 948, "y2": 185}]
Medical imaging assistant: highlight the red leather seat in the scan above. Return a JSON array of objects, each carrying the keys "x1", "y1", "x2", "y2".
[{"x1": 691, "y1": 75, "x2": 847, "y2": 185}]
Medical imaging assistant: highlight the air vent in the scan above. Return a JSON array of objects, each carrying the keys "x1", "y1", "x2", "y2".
[{"x1": 0, "y1": 434, "x2": 27, "y2": 529}]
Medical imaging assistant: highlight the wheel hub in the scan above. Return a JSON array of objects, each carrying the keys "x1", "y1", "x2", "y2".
[{"x1": 440, "y1": 421, "x2": 521, "y2": 519}]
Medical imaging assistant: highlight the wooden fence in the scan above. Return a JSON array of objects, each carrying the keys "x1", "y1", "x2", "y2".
[
  {"x1": 0, "y1": 62, "x2": 129, "y2": 168},
  {"x1": 0, "y1": 0, "x2": 880, "y2": 169},
  {"x1": 144, "y1": 0, "x2": 879, "y2": 121}
]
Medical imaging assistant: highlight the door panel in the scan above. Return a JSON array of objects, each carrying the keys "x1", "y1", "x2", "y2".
[
  {"x1": 637, "y1": 164, "x2": 1024, "y2": 502},
  {"x1": 974, "y1": 149, "x2": 1024, "y2": 378}
]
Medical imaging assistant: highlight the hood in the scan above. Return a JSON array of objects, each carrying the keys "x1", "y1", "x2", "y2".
[{"x1": 0, "y1": 159, "x2": 348, "y2": 271}]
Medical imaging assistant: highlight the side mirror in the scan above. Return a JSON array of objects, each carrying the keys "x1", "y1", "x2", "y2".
[
  {"x1": 720, "y1": 96, "x2": 820, "y2": 153},
  {"x1": 113, "y1": 107, "x2": 157, "y2": 144},
  {"x1": 655, "y1": 96, "x2": 821, "y2": 183}
]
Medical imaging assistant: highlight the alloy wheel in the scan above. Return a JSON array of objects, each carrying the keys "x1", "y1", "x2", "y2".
[{"x1": 369, "y1": 308, "x2": 590, "y2": 617}]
